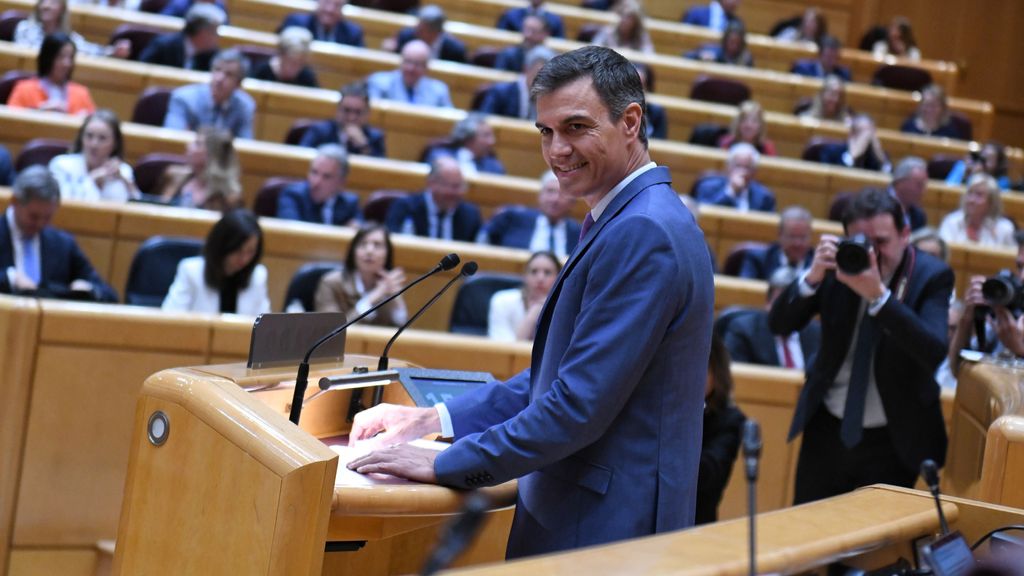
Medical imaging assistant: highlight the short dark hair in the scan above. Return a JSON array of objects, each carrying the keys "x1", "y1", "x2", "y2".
[
  {"x1": 72, "y1": 109, "x2": 125, "y2": 159},
  {"x1": 202, "y1": 209, "x2": 263, "y2": 289},
  {"x1": 842, "y1": 187, "x2": 906, "y2": 233},
  {"x1": 345, "y1": 224, "x2": 394, "y2": 273},
  {"x1": 339, "y1": 81, "x2": 370, "y2": 104},
  {"x1": 1014, "y1": 229, "x2": 1024, "y2": 249},
  {"x1": 37, "y1": 32, "x2": 75, "y2": 78},
  {"x1": 819, "y1": 34, "x2": 842, "y2": 53},
  {"x1": 706, "y1": 333, "x2": 734, "y2": 415},
  {"x1": 530, "y1": 45, "x2": 648, "y2": 147}
]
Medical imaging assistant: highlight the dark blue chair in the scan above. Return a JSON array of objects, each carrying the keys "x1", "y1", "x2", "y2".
[
  {"x1": 449, "y1": 273, "x2": 523, "y2": 336},
  {"x1": 124, "y1": 236, "x2": 203, "y2": 306},
  {"x1": 282, "y1": 262, "x2": 341, "y2": 312}
]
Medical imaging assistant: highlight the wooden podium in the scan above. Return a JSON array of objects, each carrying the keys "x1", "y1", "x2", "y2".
[{"x1": 111, "y1": 358, "x2": 517, "y2": 575}]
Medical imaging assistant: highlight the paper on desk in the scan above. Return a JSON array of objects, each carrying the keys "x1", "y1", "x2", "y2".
[{"x1": 332, "y1": 439, "x2": 449, "y2": 486}]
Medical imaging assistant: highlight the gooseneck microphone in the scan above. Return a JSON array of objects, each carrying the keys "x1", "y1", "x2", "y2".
[
  {"x1": 742, "y1": 419, "x2": 762, "y2": 576},
  {"x1": 371, "y1": 262, "x2": 478, "y2": 407},
  {"x1": 287, "y1": 253, "x2": 459, "y2": 425},
  {"x1": 921, "y1": 459, "x2": 950, "y2": 535},
  {"x1": 421, "y1": 492, "x2": 490, "y2": 576}
]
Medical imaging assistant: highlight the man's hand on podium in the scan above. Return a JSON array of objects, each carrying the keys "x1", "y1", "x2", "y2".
[
  {"x1": 349, "y1": 403, "x2": 442, "y2": 447},
  {"x1": 347, "y1": 443, "x2": 439, "y2": 484}
]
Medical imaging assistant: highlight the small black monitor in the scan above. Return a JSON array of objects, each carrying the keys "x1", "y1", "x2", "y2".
[{"x1": 396, "y1": 368, "x2": 495, "y2": 407}]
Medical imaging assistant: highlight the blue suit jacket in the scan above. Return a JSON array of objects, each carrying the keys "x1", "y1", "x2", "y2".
[
  {"x1": 482, "y1": 207, "x2": 580, "y2": 255},
  {"x1": 478, "y1": 80, "x2": 527, "y2": 119},
  {"x1": 160, "y1": 0, "x2": 226, "y2": 18},
  {"x1": 297, "y1": 120, "x2": 386, "y2": 158},
  {"x1": 276, "y1": 182, "x2": 362, "y2": 225},
  {"x1": 790, "y1": 59, "x2": 852, "y2": 82},
  {"x1": 0, "y1": 218, "x2": 117, "y2": 302},
  {"x1": 681, "y1": 4, "x2": 741, "y2": 29},
  {"x1": 396, "y1": 28, "x2": 467, "y2": 63},
  {"x1": 496, "y1": 7, "x2": 565, "y2": 38},
  {"x1": 138, "y1": 32, "x2": 216, "y2": 71},
  {"x1": 693, "y1": 175, "x2": 776, "y2": 212},
  {"x1": 423, "y1": 147, "x2": 507, "y2": 176},
  {"x1": 278, "y1": 12, "x2": 364, "y2": 46},
  {"x1": 384, "y1": 192, "x2": 482, "y2": 242},
  {"x1": 737, "y1": 243, "x2": 813, "y2": 280},
  {"x1": 646, "y1": 101, "x2": 667, "y2": 140},
  {"x1": 494, "y1": 44, "x2": 526, "y2": 72},
  {"x1": 435, "y1": 167, "x2": 714, "y2": 557},
  {"x1": 366, "y1": 70, "x2": 453, "y2": 108},
  {"x1": 0, "y1": 145, "x2": 12, "y2": 186}
]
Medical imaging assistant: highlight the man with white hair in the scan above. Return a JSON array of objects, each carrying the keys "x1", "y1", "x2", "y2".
[
  {"x1": 393, "y1": 4, "x2": 466, "y2": 63},
  {"x1": 738, "y1": 205, "x2": 814, "y2": 280},
  {"x1": 481, "y1": 170, "x2": 580, "y2": 257},
  {"x1": 277, "y1": 144, "x2": 362, "y2": 226},
  {"x1": 478, "y1": 46, "x2": 554, "y2": 120},
  {"x1": 164, "y1": 48, "x2": 255, "y2": 138},
  {"x1": 694, "y1": 142, "x2": 776, "y2": 212},
  {"x1": 889, "y1": 156, "x2": 929, "y2": 230},
  {"x1": 366, "y1": 39, "x2": 453, "y2": 108}
]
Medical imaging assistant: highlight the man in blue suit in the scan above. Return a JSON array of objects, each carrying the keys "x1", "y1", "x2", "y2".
[
  {"x1": 384, "y1": 156, "x2": 481, "y2": 242},
  {"x1": 790, "y1": 36, "x2": 851, "y2": 82},
  {"x1": 482, "y1": 171, "x2": 580, "y2": 257},
  {"x1": 139, "y1": 3, "x2": 224, "y2": 71},
  {"x1": 494, "y1": 14, "x2": 550, "y2": 72},
  {"x1": 738, "y1": 206, "x2": 814, "y2": 280},
  {"x1": 682, "y1": 0, "x2": 742, "y2": 31},
  {"x1": 298, "y1": 82, "x2": 386, "y2": 157},
  {"x1": 1, "y1": 167, "x2": 117, "y2": 302},
  {"x1": 277, "y1": 0, "x2": 364, "y2": 47},
  {"x1": 694, "y1": 143, "x2": 776, "y2": 212},
  {"x1": 393, "y1": 5, "x2": 466, "y2": 64},
  {"x1": 496, "y1": 0, "x2": 565, "y2": 38},
  {"x1": 478, "y1": 46, "x2": 554, "y2": 120},
  {"x1": 349, "y1": 46, "x2": 715, "y2": 558},
  {"x1": 277, "y1": 144, "x2": 362, "y2": 226}
]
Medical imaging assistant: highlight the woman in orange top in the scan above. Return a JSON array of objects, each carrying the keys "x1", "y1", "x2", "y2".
[{"x1": 9, "y1": 32, "x2": 96, "y2": 116}]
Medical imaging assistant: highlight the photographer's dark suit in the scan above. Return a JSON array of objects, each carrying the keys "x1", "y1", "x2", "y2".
[{"x1": 768, "y1": 247, "x2": 952, "y2": 503}]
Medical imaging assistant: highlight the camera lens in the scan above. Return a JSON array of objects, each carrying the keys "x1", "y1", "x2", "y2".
[
  {"x1": 836, "y1": 237, "x2": 870, "y2": 275},
  {"x1": 982, "y1": 277, "x2": 1014, "y2": 307}
]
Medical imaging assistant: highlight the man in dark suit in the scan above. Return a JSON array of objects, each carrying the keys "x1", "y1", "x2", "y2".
[
  {"x1": 298, "y1": 82, "x2": 386, "y2": 157},
  {"x1": 494, "y1": 13, "x2": 550, "y2": 72},
  {"x1": 495, "y1": 0, "x2": 565, "y2": 38},
  {"x1": 139, "y1": 3, "x2": 224, "y2": 71},
  {"x1": 681, "y1": 0, "x2": 742, "y2": 31},
  {"x1": 738, "y1": 206, "x2": 814, "y2": 280},
  {"x1": 889, "y1": 156, "x2": 928, "y2": 231},
  {"x1": 394, "y1": 5, "x2": 466, "y2": 64},
  {"x1": 0, "y1": 144, "x2": 12, "y2": 187},
  {"x1": 1, "y1": 167, "x2": 117, "y2": 302},
  {"x1": 384, "y1": 156, "x2": 481, "y2": 242},
  {"x1": 277, "y1": 0, "x2": 364, "y2": 47},
  {"x1": 769, "y1": 188, "x2": 951, "y2": 504},
  {"x1": 790, "y1": 36, "x2": 851, "y2": 82},
  {"x1": 160, "y1": 0, "x2": 226, "y2": 19},
  {"x1": 478, "y1": 46, "x2": 554, "y2": 120},
  {"x1": 349, "y1": 46, "x2": 714, "y2": 559},
  {"x1": 277, "y1": 144, "x2": 362, "y2": 226},
  {"x1": 694, "y1": 143, "x2": 776, "y2": 212},
  {"x1": 482, "y1": 170, "x2": 580, "y2": 257}
]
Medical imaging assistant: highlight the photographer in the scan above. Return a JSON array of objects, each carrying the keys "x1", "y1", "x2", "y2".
[
  {"x1": 769, "y1": 188, "x2": 952, "y2": 504},
  {"x1": 949, "y1": 231, "x2": 1024, "y2": 371}
]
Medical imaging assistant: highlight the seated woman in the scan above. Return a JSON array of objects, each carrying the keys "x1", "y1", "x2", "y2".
[
  {"x1": 162, "y1": 209, "x2": 271, "y2": 315},
  {"x1": 945, "y1": 141, "x2": 1012, "y2": 190},
  {"x1": 686, "y1": 21, "x2": 753, "y2": 67},
  {"x1": 799, "y1": 74, "x2": 852, "y2": 124},
  {"x1": 695, "y1": 333, "x2": 747, "y2": 525},
  {"x1": 488, "y1": 251, "x2": 561, "y2": 342},
  {"x1": 900, "y1": 85, "x2": 964, "y2": 139},
  {"x1": 872, "y1": 16, "x2": 921, "y2": 61},
  {"x1": 48, "y1": 109, "x2": 138, "y2": 202},
  {"x1": 425, "y1": 113, "x2": 506, "y2": 176},
  {"x1": 8, "y1": 32, "x2": 96, "y2": 115},
  {"x1": 938, "y1": 174, "x2": 1016, "y2": 248},
  {"x1": 591, "y1": 0, "x2": 654, "y2": 54},
  {"x1": 15, "y1": 0, "x2": 130, "y2": 57},
  {"x1": 774, "y1": 7, "x2": 827, "y2": 46},
  {"x1": 251, "y1": 26, "x2": 319, "y2": 88},
  {"x1": 155, "y1": 127, "x2": 242, "y2": 211},
  {"x1": 314, "y1": 224, "x2": 408, "y2": 326},
  {"x1": 718, "y1": 100, "x2": 776, "y2": 156}
]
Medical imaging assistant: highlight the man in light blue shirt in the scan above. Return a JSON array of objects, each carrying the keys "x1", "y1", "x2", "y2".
[
  {"x1": 164, "y1": 48, "x2": 256, "y2": 138},
  {"x1": 366, "y1": 40, "x2": 452, "y2": 108}
]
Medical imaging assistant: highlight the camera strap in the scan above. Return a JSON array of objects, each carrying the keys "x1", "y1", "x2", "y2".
[{"x1": 891, "y1": 247, "x2": 916, "y2": 303}]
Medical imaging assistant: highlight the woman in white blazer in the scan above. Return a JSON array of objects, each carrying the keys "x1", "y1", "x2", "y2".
[
  {"x1": 162, "y1": 209, "x2": 271, "y2": 315},
  {"x1": 49, "y1": 109, "x2": 138, "y2": 203}
]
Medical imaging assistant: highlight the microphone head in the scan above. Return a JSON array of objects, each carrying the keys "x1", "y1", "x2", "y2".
[
  {"x1": 920, "y1": 459, "x2": 940, "y2": 488},
  {"x1": 460, "y1": 262, "x2": 478, "y2": 277},
  {"x1": 742, "y1": 419, "x2": 762, "y2": 457},
  {"x1": 439, "y1": 253, "x2": 460, "y2": 271}
]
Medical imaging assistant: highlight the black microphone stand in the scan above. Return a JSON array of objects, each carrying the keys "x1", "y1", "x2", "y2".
[{"x1": 743, "y1": 419, "x2": 762, "y2": 576}]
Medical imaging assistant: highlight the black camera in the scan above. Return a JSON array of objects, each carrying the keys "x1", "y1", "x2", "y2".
[
  {"x1": 982, "y1": 269, "x2": 1024, "y2": 312},
  {"x1": 836, "y1": 234, "x2": 872, "y2": 274}
]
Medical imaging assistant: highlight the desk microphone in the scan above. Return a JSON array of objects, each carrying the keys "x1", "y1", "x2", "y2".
[
  {"x1": 742, "y1": 419, "x2": 762, "y2": 576},
  {"x1": 421, "y1": 492, "x2": 490, "y2": 576},
  {"x1": 287, "y1": 253, "x2": 459, "y2": 425},
  {"x1": 921, "y1": 459, "x2": 950, "y2": 535}
]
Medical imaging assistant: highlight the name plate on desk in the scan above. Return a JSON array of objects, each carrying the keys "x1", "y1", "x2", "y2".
[{"x1": 396, "y1": 368, "x2": 495, "y2": 407}]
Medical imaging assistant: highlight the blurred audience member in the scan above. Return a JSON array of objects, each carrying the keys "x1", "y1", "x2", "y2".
[
  {"x1": 681, "y1": 0, "x2": 743, "y2": 32},
  {"x1": 872, "y1": 16, "x2": 921, "y2": 61},
  {"x1": 278, "y1": 0, "x2": 363, "y2": 46},
  {"x1": 15, "y1": 0, "x2": 130, "y2": 57},
  {"x1": 890, "y1": 157, "x2": 929, "y2": 230},
  {"x1": 140, "y1": 2, "x2": 224, "y2": 70},
  {"x1": 695, "y1": 143, "x2": 776, "y2": 213},
  {"x1": 800, "y1": 75, "x2": 852, "y2": 123},
  {"x1": 0, "y1": 146, "x2": 12, "y2": 187},
  {"x1": 366, "y1": 40, "x2": 452, "y2": 108},
  {"x1": 160, "y1": 0, "x2": 227, "y2": 19},
  {"x1": 938, "y1": 174, "x2": 1015, "y2": 247},
  {"x1": 251, "y1": 26, "x2": 318, "y2": 87},
  {"x1": 496, "y1": 0, "x2": 565, "y2": 39},
  {"x1": 164, "y1": 49, "x2": 255, "y2": 138},
  {"x1": 9, "y1": 32, "x2": 96, "y2": 115},
  {"x1": 910, "y1": 227, "x2": 948, "y2": 262},
  {"x1": 300, "y1": 82, "x2": 385, "y2": 157},
  {"x1": 488, "y1": 251, "x2": 561, "y2": 342},
  {"x1": 494, "y1": 13, "x2": 549, "y2": 73},
  {"x1": 946, "y1": 141, "x2": 1012, "y2": 190},
  {"x1": 277, "y1": 144, "x2": 362, "y2": 226},
  {"x1": 1, "y1": 166, "x2": 118, "y2": 301},
  {"x1": 155, "y1": 127, "x2": 241, "y2": 211},
  {"x1": 718, "y1": 100, "x2": 775, "y2": 155},
  {"x1": 314, "y1": 224, "x2": 407, "y2": 325},
  {"x1": 775, "y1": 8, "x2": 827, "y2": 46},
  {"x1": 385, "y1": 156, "x2": 481, "y2": 242},
  {"x1": 162, "y1": 209, "x2": 270, "y2": 315},
  {"x1": 738, "y1": 206, "x2": 814, "y2": 280},
  {"x1": 481, "y1": 171, "x2": 580, "y2": 257},
  {"x1": 816, "y1": 114, "x2": 890, "y2": 172},
  {"x1": 900, "y1": 85, "x2": 964, "y2": 139},
  {"x1": 634, "y1": 63, "x2": 667, "y2": 140},
  {"x1": 391, "y1": 5, "x2": 466, "y2": 63},
  {"x1": 425, "y1": 113, "x2": 506, "y2": 176},
  {"x1": 791, "y1": 35, "x2": 850, "y2": 82},
  {"x1": 478, "y1": 46, "x2": 554, "y2": 120},
  {"x1": 49, "y1": 109, "x2": 138, "y2": 203},
  {"x1": 686, "y1": 21, "x2": 753, "y2": 67},
  {"x1": 592, "y1": 0, "x2": 654, "y2": 54}
]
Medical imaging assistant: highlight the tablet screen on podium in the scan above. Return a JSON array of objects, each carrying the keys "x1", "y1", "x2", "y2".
[
  {"x1": 247, "y1": 312, "x2": 348, "y2": 369},
  {"x1": 396, "y1": 368, "x2": 496, "y2": 407}
]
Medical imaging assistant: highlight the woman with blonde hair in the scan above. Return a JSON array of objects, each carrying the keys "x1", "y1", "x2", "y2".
[
  {"x1": 800, "y1": 75, "x2": 852, "y2": 123},
  {"x1": 591, "y1": 0, "x2": 654, "y2": 54},
  {"x1": 938, "y1": 174, "x2": 1015, "y2": 247},
  {"x1": 251, "y1": 26, "x2": 319, "y2": 88},
  {"x1": 900, "y1": 84, "x2": 963, "y2": 139},
  {"x1": 155, "y1": 127, "x2": 242, "y2": 211},
  {"x1": 14, "y1": 0, "x2": 130, "y2": 57},
  {"x1": 718, "y1": 100, "x2": 776, "y2": 156}
]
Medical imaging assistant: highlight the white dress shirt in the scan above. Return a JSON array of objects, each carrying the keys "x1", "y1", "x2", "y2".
[{"x1": 5, "y1": 206, "x2": 40, "y2": 288}]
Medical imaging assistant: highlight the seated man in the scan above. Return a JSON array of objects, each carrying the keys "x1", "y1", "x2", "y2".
[
  {"x1": 496, "y1": 0, "x2": 565, "y2": 38},
  {"x1": 139, "y1": 3, "x2": 224, "y2": 71},
  {"x1": 478, "y1": 46, "x2": 554, "y2": 120},
  {"x1": 481, "y1": 170, "x2": 579, "y2": 258},
  {"x1": 366, "y1": 40, "x2": 453, "y2": 108},
  {"x1": 278, "y1": 0, "x2": 363, "y2": 47},
  {"x1": 738, "y1": 206, "x2": 814, "y2": 280},
  {"x1": 385, "y1": 156, "x2": 481, "y2": 242},
  {"x1": 160, "y1": 0, "x2": 227, "y2": 19},
  {"x1": 816, "y1": 115, "x2": 891, "y2": 173},
  {"x1": 722, "y1": 267, "x2": 820, "y2": 368},
  {"x1": 634, "y1": 63, "x2": 667, "y2": 140},
  {"x1": 694, "y1": 143, "x2": 776, "y2": 212},
  {"x1": 164, "y1": 49, "x2": 255, "y2": 138},
  {"x1": 277, "y1": 144, "x2": 362, "y2": 226},
  {"x1": 424, "y1": 113, "x2": 505, "y2": 176},
  {"x1": 1, "y1": 166, "x2": 117, "y2": 302},
  {"x1": 791, "y1": 36, "x2": 851, "y2": 82},
  {"x1": 393, "y1": 5, "x2": 466, "y2": 64},
  {"x1": 681, "y1": 0, "x2": 743, "y2": 31},
  {"x1": 299, "y1": 82, "x2": 385, "y2": 157},
  {"x1": 889, "y1": 156, "x2": 928, "y2": 231},
  {"x1": 494, "y1": 13, "x2": 549, "y2": 73}
]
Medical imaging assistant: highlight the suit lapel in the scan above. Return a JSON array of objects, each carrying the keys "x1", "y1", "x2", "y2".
[{"x1": 0, "y1": 218, "x2": 13, "y2": 269}]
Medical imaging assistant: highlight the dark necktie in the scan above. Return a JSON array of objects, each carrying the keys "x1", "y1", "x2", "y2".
[
  {"x1": 579, "y1": 213, "x2": 595, "y2": 242},
  {"x1": 840, "y1": 313, "x2": 876, "y2": 448}
]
